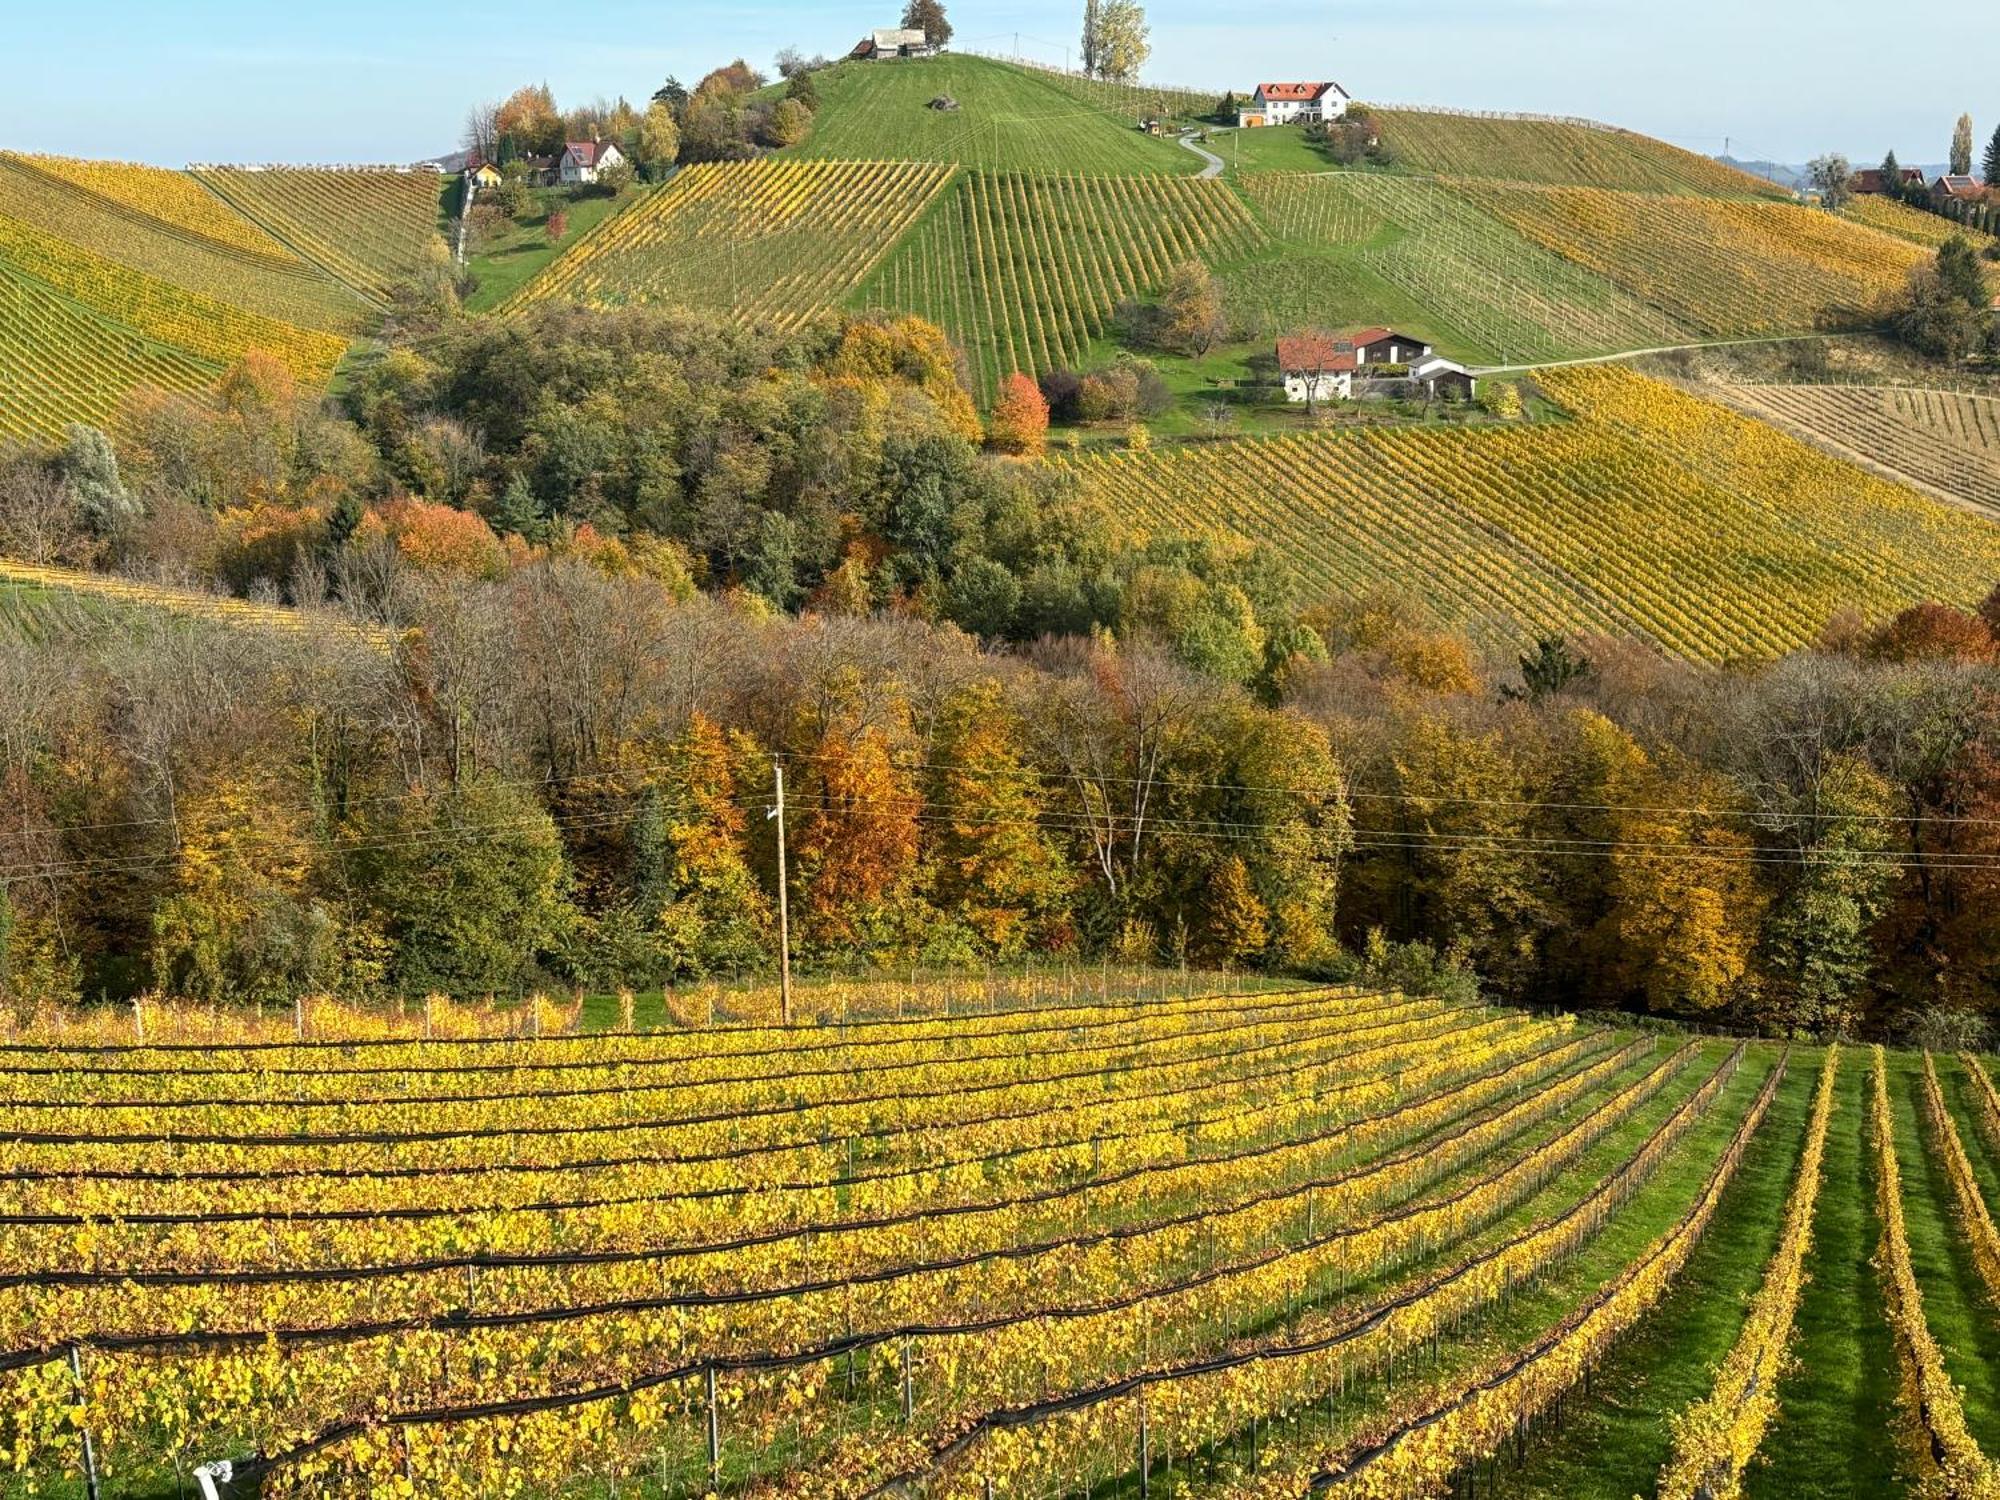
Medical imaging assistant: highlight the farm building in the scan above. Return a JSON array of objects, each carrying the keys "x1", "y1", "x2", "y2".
[
  {"x1": 1277, "y1": 333, "x2": 1357, "y2": 403},
  {"x1": 1412, "y1": 355, "x2": 1477, "y2": 400},
  {"x1": 1852, "y1": 166, "x2": 1926, "y2": 194},
  {"x1": 1932, "y1": 173, "x2": 1986, "y2": 203},
  {"x1": 851, "y1": 28, "x2": 937, "y2": 60},
  {"x1": 1237, "y1": 82, "x2": 1351, "y2": 130},
  {"x1": 1350, "y1": 327, "x2": 1433, "y2": 368},
  {"x1": 560, "y1": 140, "x2": 625, "y2": 186},
  {"x1": 464, "y1": 157, "x2": 502, "y2": 190}
]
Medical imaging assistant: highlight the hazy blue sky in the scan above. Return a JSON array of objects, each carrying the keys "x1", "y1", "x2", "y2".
[{"x1": 2, "y1": 0, "x2": 1990, "y2": 168}]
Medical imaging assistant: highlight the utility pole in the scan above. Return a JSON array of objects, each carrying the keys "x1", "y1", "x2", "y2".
[{"x1": 771, "y1": 758, "x2": 793, "y2": 1025}]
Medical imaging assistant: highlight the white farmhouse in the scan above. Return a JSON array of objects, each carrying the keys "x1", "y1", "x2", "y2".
[
  {"x1": 1277, "y1": 333, "x2": 1356, "y2": 404},
  {"x1": 559, "y1": 140, "x2": 625, "y2": 186},
  {"x1": 1238, "y1": 82, "x2": 1351, "y2": 129}
]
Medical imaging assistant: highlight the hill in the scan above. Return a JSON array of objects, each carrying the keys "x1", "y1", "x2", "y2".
[
  {"x1": 787, "y1": 54, "x2": 1205, "y2": 175},
  {"x1": 1056, "y1": 365, "x2": 2000, "y2": 661},
  {"x1": 192, "y1": 167, "x2": 452, "y2": 303},
  {"x1": 0, "y1": 153, "x2": 385, "y2": 443}
]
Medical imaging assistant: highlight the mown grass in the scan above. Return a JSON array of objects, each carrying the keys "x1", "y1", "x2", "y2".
[
  {"x1": 789, "y1": 55, "x2": 1201, "y2": 176},
  {"x1": 1499, "y1": 1052, "x2": 1815, "y2": 1498},
  {"x1": 462, "y1": 185, "x2": 641, "y2": 314},
  {"x1": 1745, "y1": 1055, "x2": 1901, "y2": 1499},
  {"x1": 1890, "y1": 1051, "x2": 2000, "y2": 1449},
  {"x1": 1160, "y1": 1042, "x2": 1772, "y2": 1492}
]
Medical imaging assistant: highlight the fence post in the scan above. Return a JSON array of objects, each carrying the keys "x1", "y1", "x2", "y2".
[
  {"x1": 69, "y1": 1346, "x2": 100, "y2": 1500},
  {"x1": 706, "y1": 1365, "x2": 720, "y2": 1491}
]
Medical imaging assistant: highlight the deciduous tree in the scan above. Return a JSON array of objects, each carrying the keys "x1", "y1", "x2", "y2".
[
  {"x1": 902, "y1": 0, "x2": 953, "y2": 45},
  {"x1": 988, "y1": 372, "x2": 1050, "y2": 456},
  {"x1": 1952, "y1": 113, "x2": 1975, "y2": 178}
]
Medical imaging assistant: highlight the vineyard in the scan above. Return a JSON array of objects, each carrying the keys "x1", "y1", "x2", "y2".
[
  {"x1": 861, "y1": 169, "x2": 1266, "y2": 397},
  {"x1": 1464, "y1": 181, "x2": 1928, "y2": 337},
  {"x1": 0, "y1": 265, "x2": 221, "y2": 444},
  {"x1": 3, "y1": 151, "x2": 296, "y2": 258},
  {"x1": 193, "y1": 167, "x2": 448, "y2": 302},
  {"x1": 10, "y1": 982, "x2": 2000, "y2": 1499},
  {"x1": 1358, "y1": 109, "x2": 1785, "y2": 197},
  {"x1": 789, "y1": 54, "x2": 1204, "y2": 176},
  {"x1": 0, "y1": 154, "x2": 367, "y2": 332},
  {"x1": 1056, "y1": 366, "x2": 2000, "y2": 660},
  {"x1": 1844, "y1": 193, "x2": 2000, "y2": 252},
  {"x1": 508, "y1": 158, "x2": 955, "y2": 330},
  {"x1": 1237, "y1": 174, "x2": 1689, "y2": 365},
  {"x1": 1717, "y1": 384, "x2": 2000, "y2": 515}
]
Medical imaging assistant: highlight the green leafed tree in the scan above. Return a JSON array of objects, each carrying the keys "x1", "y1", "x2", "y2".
[
  {"x1": 1952, "y1": 113, "x2": 1975, "y2": 177},
  {"x1": 1094, "y1": 0, "x2": 1151, "y2": 83},
  {"x1": 1808, "y1": 153, "x2": 1853, "y2": 210}
]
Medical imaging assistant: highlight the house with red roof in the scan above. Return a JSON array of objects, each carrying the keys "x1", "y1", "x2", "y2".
[
  {"x1": 559, "y1": 139, "x2": 626, "y2": 186},
  {"x1": 1276, "y1": 333, "x2": 1357, "y2": 404},
  {"x1": 1932, "y1": 174, "x2": 1986, "y2": 204},
  {"x1": 1238, "y1": 82, "x2": 1352, "y2": 129},
  {"x1": 1852, "y1": 166, "x2": 1926, "y2": 195}
]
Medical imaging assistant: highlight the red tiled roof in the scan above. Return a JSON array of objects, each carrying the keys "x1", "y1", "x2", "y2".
[
  {"x1": 1346, "y1": 326, "x2": 1392, "y2": 346},
  {"x1": 1935, "y1": 174, "x2": 1984, "y2": 198},
  {"x1": 1277, "y1": 334, "x2": 1357, "y2": 372},
  {"x1": 1258, "y1": 82, "x2": 1341, "y2": 102},
  {"x1": 566, "y1": 140, "x2": 613, "y2": 166}
]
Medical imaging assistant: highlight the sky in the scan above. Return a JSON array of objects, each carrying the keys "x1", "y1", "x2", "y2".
[{"x1": 1, "y1": 0, "x2": 1991, "y2": 169}]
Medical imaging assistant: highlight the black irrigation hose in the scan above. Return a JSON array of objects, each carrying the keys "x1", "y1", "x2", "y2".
[
  {"x1": 203, "y1": 1040, "x2": 1737, "y2": 1496},
  {"x1": 0, "y1": 1008, "x2": 1514, "y2": 1186},
  {"x1": 0, "y1": 979, "x2": 1313, "y2": 1059},
  {"x1": 867, "y1": 1041, "x2": 1755, "y2": 1496},
  {"x1": 0, "y1": 1025, "x2": 1598, "y2": 1229},
  {"x1": 0, "y1": 983, "x2": 1324, "y2": 1083},
  {"x1": 1307, "y1": 1045, "x2": 1783, "y2": 1491},
  {"x1": 0, "y1": 1000, "x2": 1460, "y2": 1151},
  {"x1": 0, "y1": 989, "x2": 1362, "y2": 1111},
  {"x1": 1, "y1": 1031, "x2": 1626, "y2": 1290},
  {"x1": 0, "y1": 1039, "x2": 1655, "y2": 1379}
]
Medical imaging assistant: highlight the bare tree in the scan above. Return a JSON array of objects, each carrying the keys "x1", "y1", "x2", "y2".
[{"x1": 462, "y1": 101, "x2": 500, "y2": 163}]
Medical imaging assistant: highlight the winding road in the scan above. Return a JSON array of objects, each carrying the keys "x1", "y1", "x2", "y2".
[{"x1": 1177, "y1": 132, "x2": 1225, "y2": 178}]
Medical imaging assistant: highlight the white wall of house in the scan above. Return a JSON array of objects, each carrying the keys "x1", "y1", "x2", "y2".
[{"x1": 1283, "y1": 371, "x2": 1352, "y2": 404}]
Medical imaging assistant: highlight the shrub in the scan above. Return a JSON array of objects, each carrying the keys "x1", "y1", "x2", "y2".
[{"x1": 1038, "y1": 368, "x2": 1084, "y2": 422}]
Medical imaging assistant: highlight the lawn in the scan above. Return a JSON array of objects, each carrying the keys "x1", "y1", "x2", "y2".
[
  {"x1": 462, "y1": 184, "x2": 646, "y2": 314},
  {"x1": 788, "y1": 55, "x2": 1202, "y2": 176}
]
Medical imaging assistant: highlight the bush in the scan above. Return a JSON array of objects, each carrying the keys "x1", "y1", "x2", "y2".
[
  {"x1": 1477, "y1": 382, "x2": 1524, "y2": 419},
  {"x1": 593, "y1": 158, "x2": 634, "y2": 195},
  {"x1": 1039, "y1": 368, "x2": 1084, "y2": 422},
  {"x1": 762, "y1": 98, "x2": 813, "y2": 148},
  {"x1": 1907, "y1": 1003, "x2": 1990, "y2": 1053}
]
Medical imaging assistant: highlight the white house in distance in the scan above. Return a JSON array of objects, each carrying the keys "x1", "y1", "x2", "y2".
[
  {"x1": 559, "y1": 140, "x2": 625, "y2": 186},
  {"x1": 1238, "y1": 82, "x2": 1352, "y2": 129},
  {"x1": 1276, "y1": 333, "x2": 1356, "y2": 404}
]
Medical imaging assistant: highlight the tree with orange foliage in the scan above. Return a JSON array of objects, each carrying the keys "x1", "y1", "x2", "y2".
[
  {"x1": 791, "y1": 725, "x2": 923, "y2": 949},
  {"x1": 494, "y1": 84, "x2": 563, "y2": 158},
  {"x1": 546, "y1": 208, "x2": 569, "y2": 244},
  {"x1": 360, "y1": 498, "x2": 507, "y2": 579},
  {"x1": 1867, "y1": 602, "x2": 1997, "y2": 665},
  {"x1": 987, "y1": 373, "x2": 1049, "y2": 457}
]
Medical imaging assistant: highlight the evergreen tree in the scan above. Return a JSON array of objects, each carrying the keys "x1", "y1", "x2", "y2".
[{"x1": 1984, "y1": 123, "x2": 2000, "y2": 186}]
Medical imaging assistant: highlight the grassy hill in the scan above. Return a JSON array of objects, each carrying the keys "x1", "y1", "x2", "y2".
[{"x1": 789, "y1": 55, "x2": 1204, "y2": 175}]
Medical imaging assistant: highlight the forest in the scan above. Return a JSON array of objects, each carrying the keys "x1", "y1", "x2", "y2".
[{"x1": 4, "y1": 305, "x2": 2000, "y2": 1042}]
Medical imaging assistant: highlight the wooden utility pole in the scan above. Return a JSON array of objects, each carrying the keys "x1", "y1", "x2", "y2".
[{"x1": 772, "y1": 757, "x2": 793, "y2": 1025}]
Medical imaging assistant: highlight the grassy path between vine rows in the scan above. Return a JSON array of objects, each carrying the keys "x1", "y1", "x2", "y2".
[
  {"x1": 1885, "y1": 1050, "x2": 2000, "y2": 1454},
  {"x1": 1162, "y1": 1042, "x2": 1767, "y2": 1495},
  {"x1": 1490, "y1": 1046, "x2": 1813, "y2": 1499},
  {"x1": 1744, "y1": 1054, "x2": 1900, "y2": 1499}
]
